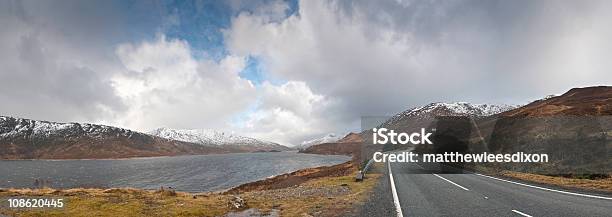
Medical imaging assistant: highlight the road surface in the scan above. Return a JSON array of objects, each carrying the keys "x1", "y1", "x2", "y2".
[{"x1": 357, "y1": 153, "x2": 612, "y2": 217}]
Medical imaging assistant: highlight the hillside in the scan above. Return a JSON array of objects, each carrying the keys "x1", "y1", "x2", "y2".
[
  {"x1": 473, "y1": 87, "x2": 612, "y2": 175},
  {"x1": 501, "y1": 86, "x2": 612, "y2": 117},
  {"x1": 401, "y1": 87, "x2": 612, "y2": 176},
  {"x1": 299, "y1": 132, "x2": 380, "y2": 167},
  {"x1": 300, "y1": 132, "x2": 367, "y2": 154}
]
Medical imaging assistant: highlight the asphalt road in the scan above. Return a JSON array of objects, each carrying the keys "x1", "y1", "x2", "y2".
[{"x1": 357, "y1": 154, "x2": 612, "y2": 217}]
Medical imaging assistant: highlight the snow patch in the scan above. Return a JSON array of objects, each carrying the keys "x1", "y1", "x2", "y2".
[{"x1": 298, "y1": 133, "x2": 340, "y2": 149}]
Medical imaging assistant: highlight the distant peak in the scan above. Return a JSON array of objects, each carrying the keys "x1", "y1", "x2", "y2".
[
  {"x1": 299, "y1": 133, "x2": 341, "y2": 148},
  {"x1": 148, "y1": 127, "x2": 285, "y2": 149}
]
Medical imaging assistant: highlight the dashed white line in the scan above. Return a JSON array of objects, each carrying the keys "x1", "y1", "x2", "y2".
[
  {"x1": 433, "y1": 174, "x2": 469, "y2": 191},
  {"x1": 511, "y1": 209, "x2": 533, "y2": 217},
  {"x1": 475, "y1": 173, "x2": 612, "y2": 200},
  {"x1": 388, "y1": 161, "x2": 404, "y2": 217}
]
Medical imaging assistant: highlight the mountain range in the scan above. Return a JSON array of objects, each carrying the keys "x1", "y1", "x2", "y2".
[
  {"x1": 300, "y1": 103, "x2": 516, "y2": 157},
  {"x1": 2, "y1": 86, "x2": 609, "y2": 162},
  {"x1": 0, "y1": 117, "x2": 289, "y2": 159},
  {"x1": 377, "y1": 102, "x2": 516, "y2": 137},
  {"x1": 148, "y1": 128, "x2": 290, "y2": 152},
  {"x1": 304, "y1": 86, "x2": 611, "y2": 175}
]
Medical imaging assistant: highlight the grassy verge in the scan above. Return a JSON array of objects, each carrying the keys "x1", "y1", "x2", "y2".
[
  {"x1": 500, "y1": 171, "x2": 612, "y2": 193},
  {"x1": 0, "y1": 172, "x2": 380, "y2": 217}
]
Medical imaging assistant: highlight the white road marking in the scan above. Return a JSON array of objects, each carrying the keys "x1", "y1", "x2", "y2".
[
  {"x1": 433, "y1": 174, "x2": 470, "y2": 191},
  {"x1": 511, "y1": 209, "x2": 533, "y2": 217},
  {"x1": 475, "y1": 173, "x2": 612, "y2": 200},
  {"x1": 388, "y1": 161, "x2": 404, "y2": 217}
]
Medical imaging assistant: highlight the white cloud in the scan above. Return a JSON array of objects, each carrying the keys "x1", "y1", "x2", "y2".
[
  {"x1": 235, "y1": 81, "x2": 340, "y2": 145},
  {"x1": 110, "y1": 34, "x2": 344, "y2": 145},
  {"x1": 110, "y1": 35, "x2": 349, "y2": 145},
  {"x1": 111, "y1": 35, "x2": 257, "y2": 131}
]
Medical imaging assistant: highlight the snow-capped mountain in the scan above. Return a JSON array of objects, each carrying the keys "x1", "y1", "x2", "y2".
[
  {"x1": 353, "y1": 102, "x2": 518, "y2": 143},
  {"x1": 401, "y1": 102, "x2": 514, "y2": 117},
  {"x1": 297, "y1": 133, "x2": 340, "y2": 149},
  {"x1": 0, "y1": 116, "x2": 229, "y2": 159},
  {"x1": 148, "y1": 128, "x2": 291, "y2": 152},
  {"x1": 383, "y1": 102, "x2": 516, "y2": 127},
  {"x1": 0, "y1": 116, "x2": 139, "y2": 140}
]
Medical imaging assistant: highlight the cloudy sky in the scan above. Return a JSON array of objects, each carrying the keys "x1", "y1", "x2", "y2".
[{"x1": 1, "y1": 0, "x2": 611, "y2": 146}]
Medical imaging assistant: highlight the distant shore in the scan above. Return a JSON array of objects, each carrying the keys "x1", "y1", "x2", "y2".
[
  {"x1": 2, "y1": 150, "x2": 298, "y2": 161},
  {"x1": 0, "y1": 150, "x2": 298, "y2": 161}
]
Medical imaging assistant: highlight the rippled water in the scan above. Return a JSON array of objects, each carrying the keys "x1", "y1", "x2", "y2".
[{"x1": 0, "y1": 152, "x2": 350, "y2": 192}]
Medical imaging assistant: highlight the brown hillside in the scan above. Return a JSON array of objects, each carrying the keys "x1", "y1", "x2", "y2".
[{"x1": 502, "y1": 86, "x2": 612, "y2": 117}]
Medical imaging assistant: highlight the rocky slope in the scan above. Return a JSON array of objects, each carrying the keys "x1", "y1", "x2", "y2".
[
  {"x1": 473, "y1": 86, "x2": 612, "y2": 175},
  {"x1": 0, "y1": 116, "x2": 230, "y2": 159},
  {"x1": 148, "y1": 128, "x2": 291, "y2": 152}
]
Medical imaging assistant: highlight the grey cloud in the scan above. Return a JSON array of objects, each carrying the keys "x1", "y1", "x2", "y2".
[
  {"x1": 0, "y1": 0, "x2": 130, "y2": 123},
  {"x1": 2, "y1": 0, "x2": 611, "y2": 146},
  {"x1": 225, "y1": 0, "x2": 612, "y2": 140},
  {"x1": 0, "y1": 18, "x2": 125, "y2": 123}
]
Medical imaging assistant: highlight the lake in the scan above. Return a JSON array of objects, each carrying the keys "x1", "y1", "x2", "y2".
[{"x1": 0, "y1": 152, "x2": 350, "y2": 192}]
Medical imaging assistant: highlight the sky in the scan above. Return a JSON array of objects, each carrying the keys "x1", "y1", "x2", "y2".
[{"x1": 1, "y1": 0, "x2": 611, "y2": 146}]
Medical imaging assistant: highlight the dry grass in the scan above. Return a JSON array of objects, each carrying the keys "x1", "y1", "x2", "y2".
[
  {"x1": 241, "y1": 174, "x2": 381, "y2": 217},
  {"x1": 0, "y1": 187, "x2": 231, "y2": 217},
  {"x1": 0, "y1": 172, "x2": 380, "y2": 217},
  {"x1": 501, "y1": 171, "x2": 612, "y2": 193}
]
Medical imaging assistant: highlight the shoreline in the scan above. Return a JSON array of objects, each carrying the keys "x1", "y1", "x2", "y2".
[
  {"x1": 0, "y1": 156, "x2": 377, "y2": 217},
  {"x1": 225, "y1": 160, "x2": 356, "y2": 194},
  {"x1": 2, "y1": 151, "x2": 609, "y2": 216}
]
